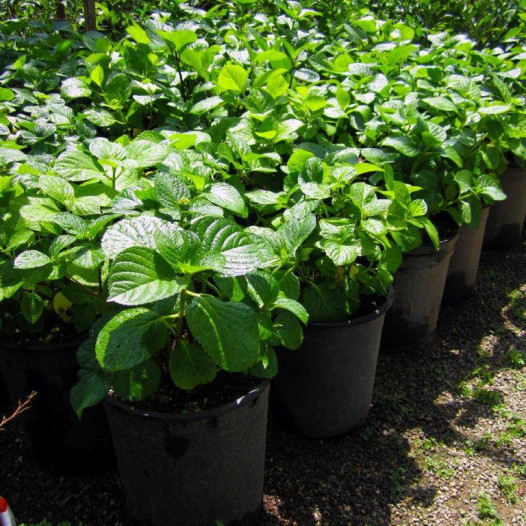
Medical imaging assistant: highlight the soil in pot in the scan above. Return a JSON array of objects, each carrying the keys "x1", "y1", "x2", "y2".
[
  {"x1": 273, "y1": 292, "x2": 393, "y2": 439},
  {"x1": 0, "y1": 338, "x2": 115, "y2": 474},
  {"x1": 443, "y1": 207, "x2": 490, "y2": 304},
  {"x1": 381, "y1": 218, "x2": 458, "y2": 350},
  {"x1": 484, "y1": 166, "x2": 526, "y2": 250},
  {"x1": 104, "y1": 372, "x2": 269, "y2": 526}
]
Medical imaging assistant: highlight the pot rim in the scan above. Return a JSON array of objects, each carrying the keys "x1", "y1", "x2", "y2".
[
  {"x1": 407, "y1": 227, "x2": 459, "y2": 257},
  {"x1": 104, "y1": 378, "x2": 270, "y2": 422},
  {"x1": 0, "y1": 335, "x2": 85, "y2": 353},
  {"x1": 309, "y1": 286, "x2": 394, "y2": 329}
]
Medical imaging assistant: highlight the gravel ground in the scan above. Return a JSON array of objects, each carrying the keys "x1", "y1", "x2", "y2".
[{"x1": 1, "y1": 237, "x2": 525, "y2": 526}]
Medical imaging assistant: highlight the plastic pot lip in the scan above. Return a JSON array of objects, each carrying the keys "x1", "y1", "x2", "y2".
[
  {"x1": 406, "y1": 227, "x2": 459, "y2": 257},
  {"x1": 104, "y1": 378, "x2": 270, "y2": 422},
  {"x1": 0, "y1": 335, "x2": 85, "y2": 353},
  {"x1": 308, "y1": 286, "x2": 394, "y2": 330}
]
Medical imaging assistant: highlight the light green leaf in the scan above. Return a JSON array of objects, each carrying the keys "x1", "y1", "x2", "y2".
[
  {"x1": 203, "y1": 183, "x2": 247, "y2": 217},
  {"x1": 108, "y1": 246, "x2": 187, "y2": 305},
  {"x1": 216, "y1": 64, "x2": 248, "y2": 93},
  {"x1": 14, "y1": 250, "x2": 51, "y2": 269},
  {"x1": 54, "y1": 150, "x2": 102, "y2": 182},
  {"x1": 190, "y1": 96, "x2": 224, "y2": 115},
  {"x1": 61, "y1": 77, "x2": 91, "y2": 99},
  {"x1": 155, "y1": 172, "x2": 191, "y2": 209}
]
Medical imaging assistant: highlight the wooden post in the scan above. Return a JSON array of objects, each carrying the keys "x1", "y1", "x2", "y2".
[
  {"x1": 83, "y1": 0, "x2": 96, "y2": 31},
  {"x1": 57, "y1": 1, "x2": 66, "y2": 20}
]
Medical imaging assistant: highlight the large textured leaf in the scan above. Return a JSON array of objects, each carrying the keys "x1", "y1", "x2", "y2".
[
  {"x1": 104, "y1": 74, "x2": 132, "y2": 108},
  {"x1": 169, "y1": 342, "x2": 217, "y2": 390},
  {"x1": 279, "y1": 213, "x2": 316, "y2": 254},
  {"x1": 96, "y1": 308, "x2": 167, "y2": 372},
  {"x1": 191, "y1": 217, "x2": 275, "y2": 276},
  {"x1": 101, "y1": 216, "x2": 171, "y2": 259},
  {"x1": 126, "y1": 140, "x2": 169, "y2": 168},
  {"x1": 54, "y1": 150, "x2": 102, "y2": 181},
  {"x1": 186, "y1": 295, "x2": 260, "y2": 371},
  {"x1": 155, "y1": 172, "x2": 191, "y2": 210},
  {"x1": 203, "y1": 183, "x2": 247, "y2": 217},
  {"x1": 108, "y1": 247, "x2": 187, "y2": 305}
]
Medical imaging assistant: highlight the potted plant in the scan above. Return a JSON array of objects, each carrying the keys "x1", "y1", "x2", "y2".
[
  {"x1": 0, "y1": 143, "x2": 120, "y2": 472},
  {"x1": 246, "y1": 150, "x2": 433, "y2": 437},
  {"x1": 71, "y1": 154, "x2": 306, "y2": 524}
]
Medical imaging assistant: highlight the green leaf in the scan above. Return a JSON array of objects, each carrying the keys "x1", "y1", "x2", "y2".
[
  {"x1": 96, "y1": 308, "x2": 167, "y2": 372},
  {"x1": 273, "y1": 311, "x2": 303, "y2": 350},
  {"x1": 408, "y1": 199, "x2": 428, "y2": 217},
  {"x1": 155, "y1": 172, "x2": 191, "y2": 209},
  {"x1": 90, "y1": 65, "x2": 104, "y2": 87},
  {"x1": 245, "y1": 271, "x2": 279, "y2": 307},
  {"x1": 14, "y1": 250, "x2": 51, "y2": 269},
  {"x1": 192, "y1": 217, "x2": 275, "y2": 276},
  {"x1": 255, "y1": 50, "x2": 292, "y2": 70},
  {"x1": 0, "y1": 87, "x2": 15, "y2": 101},
  {"x1": 104, "y1": 74, "x2": 132, "y2": 108},
  {"x1": 126, "y1": 23, "x2": 150, "y2": 44},
  {"x1": 273, "y1": 297, "x2": 309, "y2": 324},
  {"x1": 158, "y1": 29, "x2": 197, "y2": 52},
  {"x1": 422, "y1": 97, "x2": 457, "y2": 112},
  {"x1": 108, "y1": 247, "x2": 187, "y2": 305},
  {"x1": 287, "y1": 149, "x2": 315, "y2": 173},
  {"x1": 382, "y1": 136, "x2": 420, "y2": 157},
  {"x1": 101, "y1": 216, "x2": 169, "y2": 259},
  {"x1": 324, "y1": 241, "x2": 359, "y2": 265},
  {"x1": 54, "y1": 150, "x2": 102, "y2": 182},
  {"x1": 89, "y1": 138, "x2": 126, "y2": 160},
  {"x1": 113, "y1": 359, "x2": 161, "y2": 401},
  {"x1": 21, "y1": 293, "x2": 44, "y2": 324},
  {"x1": 186, "y1": 295, "x2": 260, "y2": 371},
  {"x1": 190, "y1": 96, "x2": 224, "y2": 115},
  {"x1": 203, "y1": 183, "x2": 247, "y2": 217},
  {"x1": 126, "y1": 140, "x2": 169, "y2": 168},
  {"x1": 169, "y1": 342, "x2": 217, "y2": 390},
  {"x1": 362, "y1": 218, "x2": 387, "y2": 236},
  {"x1": 303, "y1": 284, "x2": 348, "y2": 323},
  {"x1": 478, "y1": 105, "x2": 511, "y2": 115},
  {"x1": 70, "y1": 369, "x2": 109, "y2": 418},
  {"x1": 279, "y1": 213, "x2": 316, "y2": 254},
  {"x1": 420, "y1": 217, "x2": 440, "y2": 250},
  {"x1": 61, "y1": 78, "x2": 91, "y2": 99},
  {"x1": 216, "y1": 64, "x2": 248, "y2": 93}
]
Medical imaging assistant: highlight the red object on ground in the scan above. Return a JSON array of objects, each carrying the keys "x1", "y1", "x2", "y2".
[{"x1": 0, "y1": 497, "x2": 8, "y2": 513}]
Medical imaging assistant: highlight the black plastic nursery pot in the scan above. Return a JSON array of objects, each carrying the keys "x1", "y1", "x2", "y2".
[
  {"x1": 443, "y1": 207, "x2": 490, "y2": 305},
  {"x1": 381, "y1": 230, "x2": 458, "y2": 350},
  {"x1": 104, "y1": 380, "x2": 270, "y2": 526},
  {"x1": 272, "y1": 292, "x2": 394, "y2": 439},
  {"x1": 484, "y1": 166, "x2": 526, "y2": 250},
  {"x1": 0, "y1": 339, "x2": 114, "y2": 474}
]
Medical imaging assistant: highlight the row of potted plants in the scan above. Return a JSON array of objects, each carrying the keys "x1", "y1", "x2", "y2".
[{"x1": 1, "y1": 2, "x2": 525, "y2": 524}]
